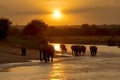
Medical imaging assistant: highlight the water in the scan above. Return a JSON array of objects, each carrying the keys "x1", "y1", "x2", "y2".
[
  {"x1": 51, "y1": 43, "x2": 120, "y2": 54},
  {"x1": 0, "y1": 44, "x2": 120, "y2": 80}
]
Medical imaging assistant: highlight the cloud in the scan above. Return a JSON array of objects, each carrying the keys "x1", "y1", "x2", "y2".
[
  {"x1": 63, "y1": 6, "x2": 120, "y2": 14},
  {"x1": 1, "y1": 0, "x2": 120, "y2": 25}
]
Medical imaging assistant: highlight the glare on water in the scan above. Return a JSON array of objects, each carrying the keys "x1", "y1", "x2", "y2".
[
  {"x1": 52, "y1": 44, "x2": 61, "y2": 51},
  {"x1": 0, "y1": 44, "x2": 120, "y2": 80}
]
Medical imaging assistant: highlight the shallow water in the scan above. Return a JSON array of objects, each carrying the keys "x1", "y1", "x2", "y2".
[
  {"x1": 0, "y1": 44, "x2": 120, "y2": 80},
  {"x1": 0, "y1": 56, "x2": 120, "y2": 80},
  {"x1": 51, "y1": 44, "x2": 120, "y2": 54}
]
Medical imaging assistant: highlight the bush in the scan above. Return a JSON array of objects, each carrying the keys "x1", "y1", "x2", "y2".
[{"x1": 0, "y1": 18, "x2": 12, "y2": 39}]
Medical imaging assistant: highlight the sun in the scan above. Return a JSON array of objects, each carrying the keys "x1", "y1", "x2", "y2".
[
  {"x1": 54, "y1": 10, "x2": 61, "y2": 17},
  {"x1": 53, "y1": 9, "x2": 62, "y2": 19}
]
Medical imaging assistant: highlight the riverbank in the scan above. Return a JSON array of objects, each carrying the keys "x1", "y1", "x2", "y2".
[
  {"x1": 0, "y1": 40, "x2": 46, "y2": 64},
  {"x1": 0, "y1": 39, "x2": 120, "y2": 65},
  {"x1": 8, "y1": 36, "x2": 120, "y2": 47},
  {"x1": 0, "y1": 41, "x2": 72, "y2": 64},
  {"x1": 47, "y1": 36, "x2": 120, "y2": 45},
  {"x1": 0, "y1": 38, "x2": 120, "y2": 80}
]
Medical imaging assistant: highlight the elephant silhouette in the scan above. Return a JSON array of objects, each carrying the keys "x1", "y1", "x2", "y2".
[
  {"x1": 39, "y1": 45, "x2": 54, "y2": 62},
  {"x1": 90, "y1": 46, "x2": 97, "y2": 56},
  {"x1": 71, "y1": 45, "x2": 79, "y2": 56},
  {"x1": 71, "y1": 45, "x2": 86, "y2": 56},
  {"x1": 79, "y1": 46, "x2": 86, "y2": 56},
  {"x1": 60, "y1": 44, "x2": 67, "y2": 53}
]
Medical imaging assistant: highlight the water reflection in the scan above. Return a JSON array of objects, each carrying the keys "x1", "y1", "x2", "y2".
[
  {"x1": 0, "y1": 44, "x2": 120, "y2": 80},
  {"x1": 50, "y1": 63, "x2": 65, "y2": 80},
  {"x1": 51, "y1": 43, "x2": 120, "y2": 54},
  {"x1": 52, "y1": 44, "x2": 61, "y2": 51}
]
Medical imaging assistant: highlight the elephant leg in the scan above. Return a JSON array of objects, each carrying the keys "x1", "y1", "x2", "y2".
[
  {"x1": 48, "y1": 56, "x2": 50, "y2": 62},
  {"x1": 72, "y1": 50, "x2": 74, "y2": 56},
  {"x1": 90, "y1": 51, "x2": 92, "y2": 56},
  {"x1": 92, "y1": 52, "x2": 94, "y2": 56},
  {"x1": 43, "y1": 55, "x2": 47, "y2": 62},
  {"x1": 91, "y1": 51, "x2": 94, "y2": 56},
  {"x1": 40, "y1": 52, "x2": 43, "y2": 62},
  {"x1": 94, "y1": 51, "x2": 97, "y2": 56},
  {"x1": 73, "y1": 52, "x2": 75, "y2": 56},
  {"x1": 44, "y1": 59, "x2": 47, "y2": 62},
  {"x1": 79, "y1": 51, "x2": 81, "y2": 56},
  {"x1": 80, "y1": 51, "x2": 83, "y2": 56},
  {"x1": 43, "y1": 54, "x2": 48, "y2": 62},
  {"x1": 73, "y1": 51, "x2": 75, "y2": 56},
  {"x1": 93, "y1": 52, "x2": 94, "y2": 56},
  {"x1": 93, "y1": 52, "x2": 96, "y2": 56},
  {"x1": 81, "y1": 51, "x2": 85, "y2": 56},
  {"x1": 76, "y1": 51, "x2": 79, "y2": 56},
  {"x1": 51, "y1": 55, "x2": 53, "y2": 62},
  {"x1": 74, "y1": 51, "x2": 77, "y2": 56},
  {"x1": 82, "y1": 52, "x2": 85, "y2": 56}
]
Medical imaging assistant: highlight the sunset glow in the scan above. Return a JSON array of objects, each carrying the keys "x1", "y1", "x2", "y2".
[
  {"x1": 54, "y1": 10, "x2": 61, "y2": 17},
  {"x1": 52, "y1": 9, "x2": 63, "y2": 20},
  {"x1": 1, "y1": 0, "x2": 120, "y2": 25}
]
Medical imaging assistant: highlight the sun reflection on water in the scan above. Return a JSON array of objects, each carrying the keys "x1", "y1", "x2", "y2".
[
  {"x1": 50, "y1": 79, "x2": 60, "y2": 80},
  {"x1": 52, "y1": 44, "x2": 61, "y2": 51},
  {"x1": 50, "y1": 63, "x2": 65, "y2": 80}
]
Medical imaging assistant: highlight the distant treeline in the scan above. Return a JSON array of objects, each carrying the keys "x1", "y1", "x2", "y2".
[{"x1": 46, "y1": 24, "x2": 120, "y2": 36}]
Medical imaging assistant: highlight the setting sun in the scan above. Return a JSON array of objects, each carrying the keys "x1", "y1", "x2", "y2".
[{"x1": 53, "y1": 9, "x2": 62, "y2": 19}]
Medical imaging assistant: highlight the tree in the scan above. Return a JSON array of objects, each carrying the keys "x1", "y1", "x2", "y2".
[
  {"x1": 8, "y1": 27, "x2": 20, "y2": 35},
  {"x1": 0, "y1": 18, "x2": 12, "y2": 39},
  {"x1": 22, "y1": 19, "x2": 48, "y2": 45},
  {"x1": 81, "y1": 24, "x2": 90, "y2": 36},
  {"x1": 22, "y1": 19, "x2": 48, "y2": 36}
]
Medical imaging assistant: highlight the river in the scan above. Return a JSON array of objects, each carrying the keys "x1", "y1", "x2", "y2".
[{"x1": 0, "y1": 44, "x2": 120, "y2": 80}]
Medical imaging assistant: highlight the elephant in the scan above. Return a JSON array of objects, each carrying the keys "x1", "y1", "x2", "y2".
[
  {"x1": 79, "y1": 46, "x2": 86, "y2": 56},
  {"x1": 45, "y1": 45, "x2": 55, "y2": 62},
  {"x1": 60, "y1": 44, "x2": 67, "y2": 53},
  {"x1": 71, "y1": 45, "x2": 86, "y2": 56},
  {"x1": 89, "y1": 46, "x2": 97, "y2": 56},
  {"x1": 21, "y1": 47, "x2": 26, "y2": 56},
  {"x1": 71, "y1": 45, "x2": 79, "y2": 56},
  {"x1": 39, "y1": 46, "x2": 45, "y2": 62},
  {"x1": 39, "y1": 45, "x2": 55, "y2": 62}
]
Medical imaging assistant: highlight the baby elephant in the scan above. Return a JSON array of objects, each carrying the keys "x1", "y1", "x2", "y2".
[{"x1": 90, "y1": 46, "x2": 97, "y2": 56}]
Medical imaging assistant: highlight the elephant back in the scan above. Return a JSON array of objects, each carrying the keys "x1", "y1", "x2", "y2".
[
  {"x1": 71, "y1": 45, "x2": 79, "y2": 51},
  {"x1": 79, "y1": 46, "x2": 86, "y2": 52},
  {"x1": 90, "y1": 46, "x2": 97, "y2": 51}
]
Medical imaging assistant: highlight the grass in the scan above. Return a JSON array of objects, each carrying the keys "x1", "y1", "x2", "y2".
[
  {"x1": 7, "y1": 35, "x2": 120, "y2": 49},
  {"x1": 7, "y1": 35, "x2": 43, "y2": 49},
  {"x1": 47, "y1": 36, "x2": 120, "y2": 45}
]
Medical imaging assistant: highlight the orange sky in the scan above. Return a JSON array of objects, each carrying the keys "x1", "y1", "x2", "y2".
[{"x1": 0, "y1": 0, "x2": 120, "y2": 25}]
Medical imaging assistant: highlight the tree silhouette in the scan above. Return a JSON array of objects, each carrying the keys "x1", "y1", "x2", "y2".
[
  {"x1": 22, "y1": 19, "x2": 48, "y2": 45},
  {"x1": 22, "y1": 19, "x2": 47, "y2": 36},
  {"x1": 0, "y1": 18, "x2": 12, "y2": 39}
]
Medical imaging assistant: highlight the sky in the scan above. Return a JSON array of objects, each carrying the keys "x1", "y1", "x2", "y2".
[{"x1": 0, "y1": 0, "x2": 120, "y2": 25}]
